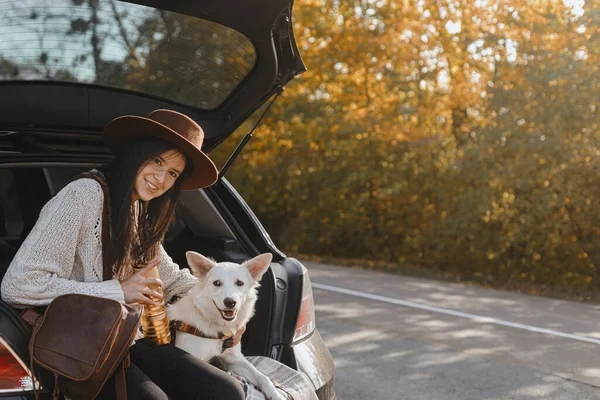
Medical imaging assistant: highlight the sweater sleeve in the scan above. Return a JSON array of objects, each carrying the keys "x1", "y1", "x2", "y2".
[
  {"x1": 0, "y1": 179, "x2": 125, "y2": 308},
  {"x1": 156, "y1": 244, "x2": 196, "y2": 303}
]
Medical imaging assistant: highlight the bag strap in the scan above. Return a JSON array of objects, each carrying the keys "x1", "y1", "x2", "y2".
[
  {"x1": 74, "y1": 172, "x2": 130, "y2": 400},
  {"x1": 114, "y1": 356, "x2": 129, "y2": 400},
  {"x1": 66, "y1": 171, "x2": 113, "y2": 280}
]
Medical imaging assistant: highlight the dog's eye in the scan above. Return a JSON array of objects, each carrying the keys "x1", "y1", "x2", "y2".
[
  {"x1": 235, "y1": 280, "x2": 244, "y2": 287},
  {"x1": 213, "y1": 280, "x2": 222, "y2": 287}
]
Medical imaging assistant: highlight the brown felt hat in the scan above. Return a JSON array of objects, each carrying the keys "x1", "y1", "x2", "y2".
[{"x1": 103, "y1": 109, "x2": 218, "y2": 190}]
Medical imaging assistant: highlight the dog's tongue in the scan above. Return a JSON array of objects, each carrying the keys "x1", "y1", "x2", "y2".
[{"x1": 223, "y1": 310, "x2": 235, "y2": 318}]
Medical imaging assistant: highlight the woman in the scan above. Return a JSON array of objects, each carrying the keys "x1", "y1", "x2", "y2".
[{"x1": 1, "y1": 109, "x2": 245, "y2": 400}]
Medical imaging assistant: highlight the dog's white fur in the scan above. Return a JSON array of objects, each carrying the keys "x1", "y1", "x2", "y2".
[{"x1": 167, "y1": 252, "x2": 285, "y2": 400}]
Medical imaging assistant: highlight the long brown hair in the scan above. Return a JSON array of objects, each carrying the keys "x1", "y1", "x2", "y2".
[{"x1": 102, "y1": 137, "x2": 192, "y2": 279}]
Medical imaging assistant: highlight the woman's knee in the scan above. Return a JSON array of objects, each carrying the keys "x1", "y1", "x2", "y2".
[{"x1": 130, "y1": 341, "x2": 244, "y2": 399}]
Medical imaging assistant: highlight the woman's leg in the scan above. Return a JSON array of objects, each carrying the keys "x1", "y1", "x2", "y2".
[
  {"x1": 130, "y1": 339, "x2": 245, "y2": 400},
  {"x1": 96, "y1": 362, "x2": 169, "y2": 400}
]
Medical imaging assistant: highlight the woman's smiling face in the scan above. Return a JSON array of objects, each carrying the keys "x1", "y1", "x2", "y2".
[{"x1": 133, "y1": 149, "x2": 186, "y2": 202}]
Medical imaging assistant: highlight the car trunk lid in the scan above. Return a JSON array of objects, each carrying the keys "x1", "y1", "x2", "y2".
[{"x1": 0, "y1": 0, "x2": 305, "y2": 152}]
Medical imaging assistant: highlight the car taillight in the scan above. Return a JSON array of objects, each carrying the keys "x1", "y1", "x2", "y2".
[
  {"x1": 293, "y1": 266, "x2": 316, "y2": 343},
  {"x1": 0, "y1": 336, "x2": 34, "y2": 393}
]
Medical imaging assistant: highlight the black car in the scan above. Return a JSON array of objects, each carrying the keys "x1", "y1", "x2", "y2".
[{"x1": 0, "y1": 0, "x2": 335, "y2": 398}]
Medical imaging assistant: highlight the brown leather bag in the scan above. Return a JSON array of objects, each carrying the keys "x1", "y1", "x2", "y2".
[
  {"x1": 27, "y1": 171, "x2": 142, "y2": 400},
  {"x1": 29, "y1": 295, "x2": 141, "y2": 399}
]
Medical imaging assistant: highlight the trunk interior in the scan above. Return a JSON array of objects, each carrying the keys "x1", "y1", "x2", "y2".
[{"x1": 0, "y1": 165, "x2": 274, "y2": 356}]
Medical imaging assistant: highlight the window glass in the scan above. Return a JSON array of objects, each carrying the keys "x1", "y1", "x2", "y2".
[{"x1": 0, "y1": 1, "x2": 256, "y2": 109}]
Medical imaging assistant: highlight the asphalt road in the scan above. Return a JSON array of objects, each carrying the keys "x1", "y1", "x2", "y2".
[{"x1": 303, "y1": 261, "x2": 600, "y2": 400}]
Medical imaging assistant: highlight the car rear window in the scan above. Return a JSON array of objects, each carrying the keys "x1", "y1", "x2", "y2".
[{"x1": 0, "y1": 0, "x2": 257, "y2": 110}]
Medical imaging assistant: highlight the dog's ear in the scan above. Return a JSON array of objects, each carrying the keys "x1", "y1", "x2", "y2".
[
  {"x1": 244, "y1": 253, "x2": 273, "y2": 281},
  {"x1": 186, "y1": 251, "x2": 215, "y2": 277}
]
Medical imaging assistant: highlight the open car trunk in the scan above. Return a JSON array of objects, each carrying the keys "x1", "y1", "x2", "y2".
[
  {"x1": 0, "y1": 165, "x2": 275, "y2": 357},
  {"x1": 0, "y1": 1, "x2": 335, "y2": 398}
]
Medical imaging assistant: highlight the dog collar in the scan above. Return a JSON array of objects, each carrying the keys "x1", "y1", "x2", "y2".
[{"x1": 169, "y1": 320, "x2": 235, "y2": 351}]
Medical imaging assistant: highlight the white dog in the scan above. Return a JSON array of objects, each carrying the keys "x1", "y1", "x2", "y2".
[{"x1": 167, "y1": 251, "x2": 286, "y2": 400}]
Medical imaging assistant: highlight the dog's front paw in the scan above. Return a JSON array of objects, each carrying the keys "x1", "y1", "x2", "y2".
[
  {"x1": 274, "y1": 389, "x2": 289, "y2": 400},
  {"x1": 260, "y1": 380, "x2": 287, "y2": 400}
]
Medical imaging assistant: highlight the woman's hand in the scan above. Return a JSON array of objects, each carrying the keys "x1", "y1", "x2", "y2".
[
  {"x1": 231, "y1": 324, "x2": 246, "y2": 348},
  {"x1": 119, "y1": 259, "x2": 164, "y2": 306}
]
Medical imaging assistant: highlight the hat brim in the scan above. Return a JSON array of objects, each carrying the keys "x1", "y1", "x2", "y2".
[{"x1": 103, "y1": 116, "x2": 218, "y2": 190}]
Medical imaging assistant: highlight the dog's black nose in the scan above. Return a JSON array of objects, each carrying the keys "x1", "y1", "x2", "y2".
[{"x1": 224, "y1": 298, "x2": 237, "y2": 309}]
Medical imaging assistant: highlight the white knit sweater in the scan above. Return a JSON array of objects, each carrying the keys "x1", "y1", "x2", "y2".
[{"x1": 1, "y1": 177, "x2": 197, "y2": 308}]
